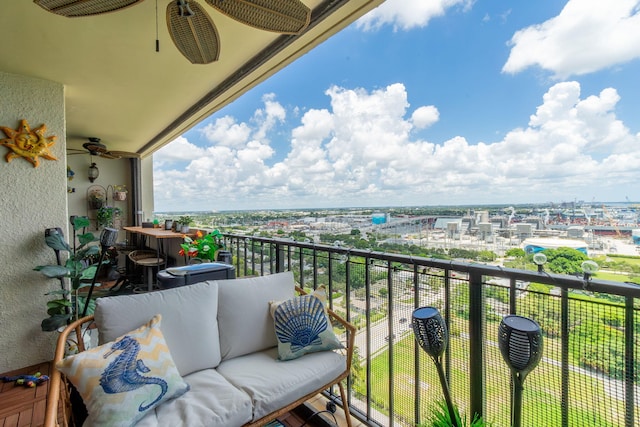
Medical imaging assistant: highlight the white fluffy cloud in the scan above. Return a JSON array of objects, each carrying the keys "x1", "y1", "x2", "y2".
[
  {"x1": 154, "y1": 81, "x2": 640, "y2": 210},
  {"x1": 411, "y1": 106, "x2": 439, "y2": 129},
  {"x1": 356, "y1": 0, "x2": 474, "y2": 31},
  {"x1": 503, "y1": 0, "x2": 640, "y2": 78}
]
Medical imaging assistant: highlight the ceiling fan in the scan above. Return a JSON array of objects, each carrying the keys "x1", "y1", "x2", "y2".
[
  {"x1": 67, "y1": 137, "x2": 140, "y2": 160},
  {"x1": 34, "y1": 0, "x2": 312, "y2": 64}
]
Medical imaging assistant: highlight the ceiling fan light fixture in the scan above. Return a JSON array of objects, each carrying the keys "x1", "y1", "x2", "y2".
[
  {"x1": 167, "y1": 0, "x2": 220, "y2": 64},
  {"x1": 34, "y1": 0, "x2": 145, "y2": 18}
]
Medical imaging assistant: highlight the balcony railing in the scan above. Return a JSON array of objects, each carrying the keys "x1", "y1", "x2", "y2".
[{"x1": 222, "y1": 233, "x2": 639, "y2": 427}]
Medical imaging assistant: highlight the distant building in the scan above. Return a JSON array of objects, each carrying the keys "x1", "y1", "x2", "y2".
[
  {"x1": 516, "y1": 223, "x2": 533, "y2": 239},
  {"x1": 522, "y1": 237, "x2": 588, "y2": 255},
  {"x1": 433, "y1": 217, "x2": 463, "y2": 230},
  {"x1": 372, "y1": 212, "x2": 387, "y2": 225}
]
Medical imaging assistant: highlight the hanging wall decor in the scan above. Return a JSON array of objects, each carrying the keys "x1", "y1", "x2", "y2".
[{"x1": 0, "y1": 119, "x2": 57, "y2": 167}]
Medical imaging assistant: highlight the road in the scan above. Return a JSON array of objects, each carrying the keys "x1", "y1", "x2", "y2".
[{"x1": 353, "y1": 299, "x2": 415, "y2": 356}]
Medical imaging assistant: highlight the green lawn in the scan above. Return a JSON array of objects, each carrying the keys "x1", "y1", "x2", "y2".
[{"x1": 594, "y1": 270, "x2": 639, "y2": 283}]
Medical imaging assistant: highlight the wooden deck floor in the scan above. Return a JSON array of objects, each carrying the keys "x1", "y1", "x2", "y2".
[{"x1": 0, "y1": 362, "x2": 54, "y2": 427}]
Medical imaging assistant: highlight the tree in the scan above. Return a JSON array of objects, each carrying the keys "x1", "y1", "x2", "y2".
[
  {"x1": 505, "y1": 248, "x2": 526, "y2": 258},
  {"x1": 542, "y1": 247, "x2": 588, "y2": 275}
]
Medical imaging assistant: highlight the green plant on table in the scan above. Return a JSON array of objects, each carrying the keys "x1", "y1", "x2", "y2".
[
  {"x1": 179, "y1": 229, "x2": 224, "y2": 262},
  {"x1": 176, "y1": 215, "x2": 193, "y2": 226},
  {"x1": 35, "y1": 216, "x2": 103, "y2": 331}
]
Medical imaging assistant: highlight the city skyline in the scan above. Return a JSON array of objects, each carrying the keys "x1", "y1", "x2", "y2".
[{"x1": 153, "y1": 0, "x2": 640, "y2": 212}]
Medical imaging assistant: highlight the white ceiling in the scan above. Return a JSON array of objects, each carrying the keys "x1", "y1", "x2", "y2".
[{"x1": 1, "y1": 0, "x2": 383, "y2": 157}]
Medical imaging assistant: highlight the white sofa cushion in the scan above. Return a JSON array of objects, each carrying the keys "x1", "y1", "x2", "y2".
[
  {"x1": 135, "y1": 368, "x2": 253, "y2": 427},
  {"x1": 216, "y1": 347, "x2": 346, "y2": 421},
  {"x1": 94, "y1": 280, "x2": 220, "y2": 376},
  {"x1": 217, "y1": 272, "x2": 295, "y2": 361}
]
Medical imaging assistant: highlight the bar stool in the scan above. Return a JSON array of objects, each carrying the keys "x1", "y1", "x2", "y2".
[{"x1": 128, "y1": 250, "x2": 165, "y2": 292}]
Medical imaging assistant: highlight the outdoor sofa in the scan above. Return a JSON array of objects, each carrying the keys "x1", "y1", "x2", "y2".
[{"x1": 44, "y1": 271, "x2": 355, "y2": 426}]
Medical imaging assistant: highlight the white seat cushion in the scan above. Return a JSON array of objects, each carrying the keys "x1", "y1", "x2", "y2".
[
  {"x1": 95, "y1": 280, "x2": 220, "y2": 376},
  {"x1": 216, "y1": 347, "x2": 346, "y2": 421},
  {"x1": 216, "y1": 272, "x2": 295, "y2": 361},
  {"x1": 135, "y1": 368, "x2": 253, "y2": 427}
]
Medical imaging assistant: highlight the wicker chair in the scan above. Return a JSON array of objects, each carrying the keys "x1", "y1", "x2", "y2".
[{"x1": 127, "y1": 249, "x2": 165, "y2": 292}]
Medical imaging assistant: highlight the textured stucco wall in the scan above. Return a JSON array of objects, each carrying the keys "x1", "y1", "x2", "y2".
[{"x1": 0, "y1": 72, "x2": 67, "y2": 372}]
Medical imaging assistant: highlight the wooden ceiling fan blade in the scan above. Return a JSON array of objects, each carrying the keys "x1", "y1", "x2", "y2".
[
  {"x1": 205, "y1": 0, "x2": 310, "y2": 34},
  {"x1": 100, "y1": 151, "x2": 122, "y2": 160},
  {"x1": 109, "y1": 150, "x2": 141, "y2": 159},
  {"x1": 34, "y1": 0, "x2": 145, "y2": 18},
  {"x1": 66, "y1": 149, "x2": 87, "y2": 155},
  {"x1": 167, "y1": 0, "x2": 220, "y2": 64}
]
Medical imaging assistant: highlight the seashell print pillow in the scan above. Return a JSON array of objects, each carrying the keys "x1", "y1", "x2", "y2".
[
  {"x1": 271, "y1": 292, "x2": 343, "y2": 361},
  {"x1": 56, "y1": 315, "x2": 190, "y2": 427}
]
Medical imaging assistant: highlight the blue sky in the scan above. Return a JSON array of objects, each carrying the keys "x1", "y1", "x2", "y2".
[{"x1": 154, "y1": 0, "x2": 640, "y2": 212}]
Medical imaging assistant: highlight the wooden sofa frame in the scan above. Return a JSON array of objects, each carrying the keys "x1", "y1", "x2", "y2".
[{"x1": 44, "y1": 286, "x2": 356, "y2": 427}]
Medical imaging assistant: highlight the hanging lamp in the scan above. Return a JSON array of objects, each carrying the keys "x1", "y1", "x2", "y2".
[{"x1": 88, "y1": 162, "x2": 99, "y2": 182}]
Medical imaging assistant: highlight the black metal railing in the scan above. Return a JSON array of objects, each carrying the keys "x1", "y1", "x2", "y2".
[{"x1": 223, "y1": 234, "x2": 640, "y2": 427}]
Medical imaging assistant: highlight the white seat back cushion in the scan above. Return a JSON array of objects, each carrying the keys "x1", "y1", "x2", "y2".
[
  {"x1": 94, "y1": 280, "x2": 220, "y2": 376},
  {"x1": 217, "y1": 272, "x2": 295, "y2": 361}
]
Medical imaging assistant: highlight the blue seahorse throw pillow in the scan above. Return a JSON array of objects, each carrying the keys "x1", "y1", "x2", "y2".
[
  {"x1": 56, "y1": 315, "x2": 189, "y2": 427},
  {"x1": 272, "y1": 293, "x2": 343, "y2": 361}
]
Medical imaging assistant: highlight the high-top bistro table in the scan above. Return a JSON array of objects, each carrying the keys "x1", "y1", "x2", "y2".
[{"x1": 122, "y1": 226, "x2": 194, "y2": 291}]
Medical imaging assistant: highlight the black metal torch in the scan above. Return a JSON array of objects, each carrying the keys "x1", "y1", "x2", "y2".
[
  {"x1": 412, "y1": 307, "x2": 459, "y2": 427},
  {"x1": 498, "y1": 315, "x2": 543, "y2": 427}
]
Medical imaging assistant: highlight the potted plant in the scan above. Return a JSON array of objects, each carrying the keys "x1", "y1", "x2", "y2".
[
  {"x1": 113, "y1": 184, "x2": 128, "y2": 201},
  {"x1": 88, "y1": 188, "x2": 104, "y2": 209},
  {"x1": 35, "y1": 216, "x2": 102, "y2": 332},
  {"x1": 179, "y1": 229, "x2": 225, "y2": 262},
  {"x1": 96, "y1": 205, "x2": 122, "y2": 228},
  {"x1": 176, "y1": 215, "x2": 193, "y2": 233}
]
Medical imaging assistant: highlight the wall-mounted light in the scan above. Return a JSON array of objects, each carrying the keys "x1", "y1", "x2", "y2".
[
  {"x1": 533, "y1": 253, "x2": 547, "y2": 273},
  {"x1": 88, "y1": 162, "x2": 99, "y2": 182}
]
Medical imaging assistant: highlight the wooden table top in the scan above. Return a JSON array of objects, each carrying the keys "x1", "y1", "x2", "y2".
[{"x1": 123, "y1": 226, "x2": 194, "y2": 239}]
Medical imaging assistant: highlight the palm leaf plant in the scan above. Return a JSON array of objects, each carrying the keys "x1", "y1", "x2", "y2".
[
  {"x1": 421, "y1": 401, "x2": 489, "y2": 427},
  {"x1": 35, "y1": 216, "x2": 101, "y2": 331}
]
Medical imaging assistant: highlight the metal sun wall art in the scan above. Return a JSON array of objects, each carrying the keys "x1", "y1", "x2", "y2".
[{"x1": 0, "y1": 119, "x2": 57, "y2": 167}]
